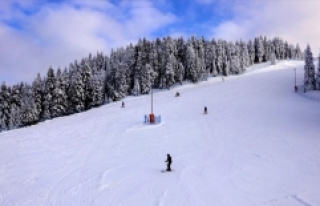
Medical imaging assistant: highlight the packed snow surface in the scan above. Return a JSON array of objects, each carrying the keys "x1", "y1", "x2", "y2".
[{"x1": 1, "y1": 60, "x2": 320, "y2": 206}]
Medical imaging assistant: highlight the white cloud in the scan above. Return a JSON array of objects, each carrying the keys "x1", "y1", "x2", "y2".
[
  {"x1": 0, "y1": 0, "x2": 176, "y2": 85},
  {"x1": 123, "y1": 0, "x2": 176, "y2": 39},
  {"x1": 210, "y1": 0, "x2": 320, "y2": 52},
  {"x1": 168, "y1": 31, "x2": 190, "y2": 39},
  {"x1": 211, "y1": 21, "x2": 247, "y2": 41}
]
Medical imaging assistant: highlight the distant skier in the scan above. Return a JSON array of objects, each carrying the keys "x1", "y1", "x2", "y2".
[
  {"x1": 175, "y1": 92, "x2": 180, "y2": 97},
  {"x1": 121, "y1": 101, "x2": 125, "y2": 108},
  {"x1": 165, "y1": 154, "x2": 172, "y2": 171},
  {"x1": 204, "y1": 106, "x2": 207, "y2": 114}
]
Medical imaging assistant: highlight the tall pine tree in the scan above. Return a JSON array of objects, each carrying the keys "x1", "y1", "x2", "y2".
[
  {"x1": 0, "y1": 82, "x2": 11, "y2": 131},
  {"x1": 304, "y1": 45, "x2": 316, "y2": 90},
  {"x1": 20, "y1": 84, "x2": 38, "y2": 126},
  {"x1": 316, "y1": 53, "x2": 320, "y2": 90},
  {"x1": 41, "y1": 67, "x2": 56, "y2": 120}
]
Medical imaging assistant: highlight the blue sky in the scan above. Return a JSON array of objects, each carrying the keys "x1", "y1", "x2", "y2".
[{"x1": 1, "y1": 0, "x2": 320, "y2": 85}]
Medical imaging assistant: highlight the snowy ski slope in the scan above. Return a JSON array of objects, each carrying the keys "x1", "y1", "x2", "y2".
[{"x1": 1, "y1": 60, "x2": 320, "y2": 206}]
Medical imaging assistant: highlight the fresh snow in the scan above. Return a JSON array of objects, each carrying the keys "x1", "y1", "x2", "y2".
[{"x1": 1, "y1": 60, "x2": 320, "y2": 206}]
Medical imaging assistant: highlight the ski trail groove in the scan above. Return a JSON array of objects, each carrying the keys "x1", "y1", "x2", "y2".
[{"x1": 179, "y1": 113, "x2": 221, "y2": 206}]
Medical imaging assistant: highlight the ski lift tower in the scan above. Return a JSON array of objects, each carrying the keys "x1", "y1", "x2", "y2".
[
  {"x1": 294, "y1": 68, "x2": 297, "y2": 87},
  {"x1": 294, "y1": 68, "x2": 297, "y2": 92},
  {"x1": 149, "y1": 80, "x2": 155, "y2": 123}
]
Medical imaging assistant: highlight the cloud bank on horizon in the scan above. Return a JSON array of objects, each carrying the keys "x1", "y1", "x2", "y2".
[{"x1": 0, "y1": 0, "x2": 319, "y2": 85}]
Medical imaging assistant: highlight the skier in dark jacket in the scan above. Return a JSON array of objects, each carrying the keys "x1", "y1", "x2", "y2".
[
  {"x1": 165, "y1": 154, "x2": 172, "y2": 171},
  {"x1": 204, "y1": 106, "x2": 207, "y2": 114}
]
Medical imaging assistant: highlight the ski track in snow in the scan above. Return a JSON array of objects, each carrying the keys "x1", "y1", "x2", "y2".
[{"x1": 2, "y1": 60, "x2": 320, "y2": 206}]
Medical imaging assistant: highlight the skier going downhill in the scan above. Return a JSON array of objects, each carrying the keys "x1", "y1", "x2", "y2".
[
  {"x1": 204, "y1": 106, "x2": 208, "y2": 114},
  {"x1": 165, "y1": 154, "x2": 172, "y2": 171}
]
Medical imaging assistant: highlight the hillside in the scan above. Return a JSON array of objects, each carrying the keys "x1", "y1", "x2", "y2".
[{"x1": 1, "y1": 60, "x2": 320, "y2": 206}]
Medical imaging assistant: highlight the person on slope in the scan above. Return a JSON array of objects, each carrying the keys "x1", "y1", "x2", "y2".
[
  {"x1": 121, "y1": 101, "x2": 125, "y2": 108},
  {"x1": 165, "y1": 154, "x2": 172, "y2": 171},
  {"x1": 204, "y1": 106, "x2": 208, "y2": 114}
]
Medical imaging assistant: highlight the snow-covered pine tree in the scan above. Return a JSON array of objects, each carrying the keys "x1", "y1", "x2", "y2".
[
  {"x1": 0, "y1": 82, "x2": 11, "y2": 131},
  {"x1": 165, "y1": 53, "x2": 175, "y2": 88},
  {"x1": 239, "y1": 41, "x2": 245, "y2": 71},
  {"x1": 176, "y1": 37, "x2": 186, "y2": 77},
  {"x1": 51, "y1": 74, "x2": 68, "y2": 118},
  {"x1": 211, "y1": 38, "x2": 218, "y2": 67},
  {"x1": 149, "y1": 42, "x2": 156, "y2": 78},
  {"x1": 263, "y1": 36, "x2": 269, "y2": 61},
  {"x1": 316, "y1": 53, "x2": 320, "y2": 90},
  {"x1": 62, "y1": 67, "x2": 70, "y2": 91},
  {"x1": 158, "y1": 38, "x2": 167, "y2": 89},
  {"x1": 131, "y1": 41, "x2": 143, "y2": 95},
  {"x1": 269, "y1": 40, "x2": 275, "y2": 61},
  {"x1": 10, "y1": 84, "x2": 22, "y2": 110},
  {"x1": 239, "y1": 40, "x2": 250, "y2": 71},
  {"x1": 41, "y1": 67, "x2": 55, "y2": 120},
  {"x1": 118, "y1": 47, "x2": 133, "y2": 96},
  {"x1": 194, "y1": 56, "x2": 201, "y2": 81},
  {"x1": 9, "y1": 84, "x2": 22, "y2": 129},
  {"x1": 215, "y1": 39, "x2": 224, "y2": 75},
  {"x1": 284, "y1": 41, "x2": 289, "y2": 59},
  {"x1": 117, "y1": 61, "x2": 130, "y2": 97},
  {"x1": 176, "y1": 62, "x2": 184, "y2": 85},
  {"x1": 254, "y1": 36, "x2": 264, "y2": 63},
  {"x1": 285, "y1": 44, "x2": 291, "y2": 59},
  {"x1": 152, "y1": 38, "x2": 162, "y2": 87},
  {"x1": 68, "y1": 62, "x2": 76, "y2": 79},
  {"x1": 229, "y1": 42, "x2": 242, "y2": 75},
  {"x1": 32, "y1": 73, "x2": 43, "y2": 121},
  {"x1": 8, "y1": 103, "x2": 21, "y2": 130},
  {"x1": 197, "y1": 37, "x2": 207, "y2": 81},
  {"x1": 279, "y1": 39, "x2": 285, "y2": 60},
  {"x1": 288, "y1": 44, "x2": 295, "y2": 60},
  {"x1": 20, "y1": 84, "x2": 38, "y2": 126},
  {"x1": 140, "y1": 39, "x2": 156, "y2": 93},
  {"x1": 106, "y1": 50, "x2": 128, "y2": 100},
  {"x1": 222, "y1": 55, "x2": 230, "y2": 76},
  {"x1": 88, "y1": 64, "x2": 105, "y2": 108},
  {"x1": 210, "y1": 42, "x2": 218, "y2": 76},
  {"x1": 235, "y1": 41, "x2": 241, "y2": 57},
  {"x1": 234, "y1": 54, "x2": 241, "y2": 74},
  {"x1": 115, "y1": 52, "x2": 132, "y2": 95},
  {"x1": 272, "y1": 37, "x2": 279, "y2": 59},
  {"x1": 68, "y1": 67, "x2": 86, "y2": 113},
  {"x1": 270, "y1": 53, "x2": 276, "y2": 65},
  {"x1": 140, "y1": 63, "x2": 152, "y2": 93},
  {"x1": 269, "y1": 40, "x2": 275, "y2": 59},
  {"x1": 162, "y1": 36, "x2": 176, "y2": 88},
  {"x1": 161, "y1": 38, "x2": 168, "y2": 64},
  {"x1": 80, "y1": 59, "x2": 92, "y2": 109},
  {"x1": 186, "y1": 40, "x2": 197, "y2": 82},
  {"x1": 295, "y1": 44, "x2": 303, "y2": 60},
  {"x1": 228, "y1": 42, "x2": 236, "y2": 74},
  {"x1": 205, "y1": 41, "x2": 217, "y2": 77},
  {"x1": 95, "y1": 52, "x2": 105, "y2": 71},
  {"x1": 304, "y1": 45, "x2": 316, "y2": 90},
  {"x1": 247, "y1": 40, "x2": 255, "y2": 65}
]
